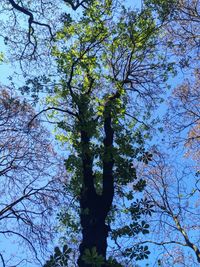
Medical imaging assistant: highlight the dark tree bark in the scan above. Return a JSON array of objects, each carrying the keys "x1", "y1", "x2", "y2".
[{"x1": 77, "y1": 99, "x2": 115, "y2": 267}]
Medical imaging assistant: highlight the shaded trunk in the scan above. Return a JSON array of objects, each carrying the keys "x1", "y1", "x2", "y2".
[
  {"x1": 78, "y1": 193, "x2": 111, "y2": 267},
  {"x1": 77, "y1": 102, "x2": 115, "y2": 267}
]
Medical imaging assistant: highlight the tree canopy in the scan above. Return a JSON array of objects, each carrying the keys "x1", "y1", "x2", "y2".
[{"x1": 41, "y1": 0, "x2": 174, "y2": 265}]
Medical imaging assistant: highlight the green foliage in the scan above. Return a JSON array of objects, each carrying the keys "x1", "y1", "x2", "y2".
[
  {"x1": 0, "y1": 52, "x2": 4, "y2": 63},
  {"x1": 144, "y1": 0, "x2": 177, "y2": 21},
  {"x1": 130, "y1": 198, "x2": 154, "y2": 219},
  {"x1": 44, "y1": 245, "x2": 72, "y2": 267},
  {"x1": 125, "y1": 245, "x2": 150, "y2": 261},
  {"x1": 106, "y1": 258, "x2": 123, "y2": 267},
  {"x1": 110, "y1": 198, "x2": 153, "y2": 262},
  {"x1": 82, "y1": 247, "x2": 105, "y2": 266},
  {"x1": 82, "y1": 248, "x2": 124, "y2": 266},
  {"x1": 19, "y1": 75, "x2": 52, "y2": 104}
]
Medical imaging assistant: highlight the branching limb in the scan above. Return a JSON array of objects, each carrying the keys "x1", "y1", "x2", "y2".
[
  {"x1": 8, "y1": 0, "x2": 54, "y2": 38},
  {"x1": 28, "y1": 106, "x2": 78, "y2": 128},
  {"x1": 63, "y1": 0, "x2": 90, "y2": 10}
]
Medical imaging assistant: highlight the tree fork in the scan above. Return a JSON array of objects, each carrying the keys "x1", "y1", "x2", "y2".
[{"x1": 78, "y1": 99, "x2": 116, "y2": 266}]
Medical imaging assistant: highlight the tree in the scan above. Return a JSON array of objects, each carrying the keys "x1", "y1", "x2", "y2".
[
  {"x1": 131, "y1": 1, "x2": 200, "y2": 264},
  {"x1": 0, "y1": 0, "x2": 93, "y2": 70},
  {"x1": 0, "y1": 87, "x2": 67, "y2": 266},
  {"x1": 145, "y1": 0, "x2": 199, "y2": 72},
  {"x1": 42, "y1": 0, "x2": 172, "y2": 266},
  {"x1": 161, "y1": 1, "x2": 200, "y2": 164},
  {"x1": 138, "y1": 149, "x2": 200, "y2": 266},
  {"x1": 166, "y1": 70, "x2": 200, "y2": 164},
  {"x1": 165, "y1": 0, "x2": 199, "y2": 69}
]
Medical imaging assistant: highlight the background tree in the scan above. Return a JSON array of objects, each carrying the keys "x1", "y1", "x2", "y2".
[
  {"x1": 155, "y1": 0, "x2": 200, "y2": 160},
  {"x1": 167, "y1": 70, "x2": 200, "y2": 164},
  {"x1": 132, "y1": 1, "x2": 200, "y2": 265},
  {"x1": 138, "y1": 150, "x2": 200, "y2": 266},
  {"x1": 0, "y1": 87, "x2": 67, "y2": 267},
  {"x1": 0, "y1": 0, "x2": 93, "y2": 72}
]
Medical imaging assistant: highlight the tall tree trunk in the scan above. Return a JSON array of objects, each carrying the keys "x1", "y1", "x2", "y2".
[{"x1": 77, "y1": 102, "x2": 115, "y2": 267}]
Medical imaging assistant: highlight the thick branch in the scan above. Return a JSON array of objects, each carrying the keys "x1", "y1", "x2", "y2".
[
  {"x1": 9, "y1": 0, "x2": 54, "y2": 38},
  {"x1": 102, "y1": 92, "x2": 120, "y2": 211},
  {"x1": 173, "y1": 216, "x2": 200, "y2": 263},
  {"x1": 63, "y1": 0, "x2": 90, "y2": 10},
  {"x1": 80, "y1": 129, "x2": 95, "y2": 194}
]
